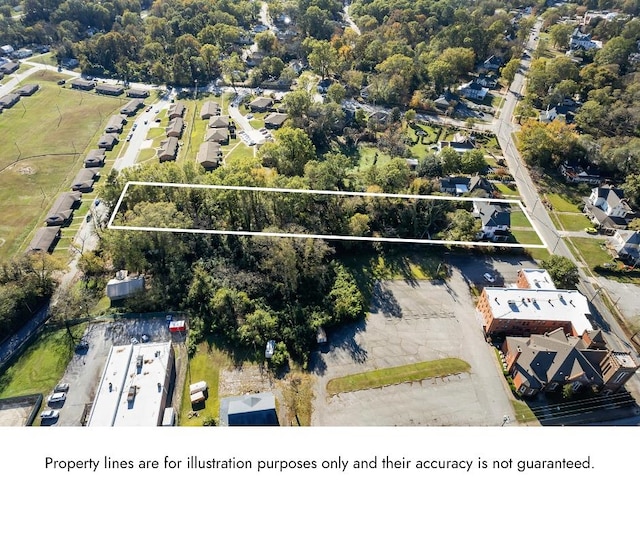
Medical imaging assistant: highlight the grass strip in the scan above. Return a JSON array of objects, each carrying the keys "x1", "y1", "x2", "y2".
[{"x1": 326, "y1": 357, "x2": 470, "y2": 395}]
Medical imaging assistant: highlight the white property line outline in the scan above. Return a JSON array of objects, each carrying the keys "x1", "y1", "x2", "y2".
[{"x1": 107, "y1": 181, "x2": 548, "y2": 249}]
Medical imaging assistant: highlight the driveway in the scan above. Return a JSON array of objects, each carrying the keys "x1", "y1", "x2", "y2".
[{"x1": 311, "y1": 268, "x2": 515, "y2": 426}]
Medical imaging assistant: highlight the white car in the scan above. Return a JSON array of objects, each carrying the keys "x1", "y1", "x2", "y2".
[
  {"x1": 265, "y1": 340, "x2": 275, "y2": 359},
  {"x1": 54, "y1": 383, "x2": 69, "y2": 393},
  {"x1": 40, "y1": 410, "x2": 60, "y2": 420},
  {"x1": 48, "y1": 392, "x2": 66, "y2": 405},
  {"x1": 483, "y1": 273, "x2": 496, "y2": 283}
]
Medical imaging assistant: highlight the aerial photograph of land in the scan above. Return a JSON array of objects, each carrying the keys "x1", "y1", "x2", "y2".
[{"x1": 2, "y1": 0, "x2": 640, "y2": 427}]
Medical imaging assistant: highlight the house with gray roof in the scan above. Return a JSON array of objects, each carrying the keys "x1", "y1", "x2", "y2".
[
  {"x1": 200, "y1": 101, "x2": 220, "y2": 119},
  {"x1": 168, "y1": 102, "x2": 185, "y2": 119},
  {"x1": 158, "y1": 137, "x2": 178, "y2": 162},
  {"x1": 0, "y1": 61, "x2": 19, "y2": 74},
  {"x1": 166, "y1": 117, "x2": 184, "y2": 138},
  {"x1": 248, "y1": 96, "x2": 273, "y2": 112},
  {"x1": 96, "y1": 83, "x2": 124, "y2": 96},
  {"x1": 84, "y1": 148, "x2": 106, "y2": 167},
  {"x1": 45, "y1": 192, "x2": 81, "y2": 226},
  {"x1": 120, "y1": 98, "x2": 144, "y2": 116},
  {"x1": 105, "y1": 115, "x2": 127, "y2": 133},
  {"x1": 0, "y1": 93, "x2": 20, "y2": 110},
  {"x1": 26, "y1": 226, "x2": 61, "y2": 254},
  {"x1": 473, "y1": 200, "x2": 511, "y2": 241},
  {"x1": 71, "y1": 168, "x2": 98, "y2": 192},
  {"x1": 15, "y1": 84, "x2": 39, "y2": 96},
  {"x1": 264, "y1": 112, "x2": 288, "y2": 129},
  {"x1": 504, "y1": 328, "x2": 639, "y2": 398},
  {"x1": 584, "y1": 186, "x2": 634, "y2": 230},
  {"x1": 126, "y1": 88, "x2": 149, "y2": 99},
  {"x1": 196, "y1": 142, "x2": 223, "y2": 171},
  {"x1": 98, "y1": 133, "x2": 119, "y2": 150},
  {"x1": 205, "y1": 127, "x2": 229, "y2": 144},
  {"x1": 71, "y1": 78, "x2": 96, "y2": 91},
  {"x1": 610, "y1": 230, "x2": 640, "y2": 264},
  {"x1": 219, "y1": 392, "x2": 279, "y2": 426}
]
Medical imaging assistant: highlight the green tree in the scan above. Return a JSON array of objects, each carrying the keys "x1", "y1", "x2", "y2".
[
  {"x1": 329, "y1": 264, "x2": 365, "y2": 323},
  {"x1": 549, "y1": 24, "x2": 572, "y2": 49},
  {"x1": 461, "y1": 149, "x2": 488, "y2": 175},
  {"x1": 444, "y1": 209, "x2": 481, "y2": 242},
  {"x1": 541, "y1": 255, "x2": 580, "y2": 289},
  {"x1": 440, "y1": 146, "x2": 462, "y2": 175},
  {"x1": 260, "y1": 127, "x2": 316, "y2": 176}
]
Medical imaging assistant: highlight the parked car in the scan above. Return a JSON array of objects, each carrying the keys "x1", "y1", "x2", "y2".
[
  {"x1": 40, "y1": 410, "x2": 59, "y2": 420},
  {"x1": 48, "y1": 392, "x2": 66, "y2": 405},
  {"x1": 54, "y1": 383, "x2": 69, "y2": 393},
  {"x1": 265, "y1": 340, "x2": 275, "y2": 359},
  {"x1": 126, "y1": 133, "x2": 133, "y2": 141},
  {"x1": 584, "y1": 227, "x2": 598, "y2": 234},
  {"x1": 483, "y1": 272, "x2": 496, "y2": 283}
]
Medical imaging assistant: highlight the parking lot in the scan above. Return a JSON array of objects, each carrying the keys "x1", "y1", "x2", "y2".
[
  {"x1": 45, "y1": 316, "x2": 182, "y2": 426},
  {"x1": 310, "y1": 265, "x2": 517, "y2": 426}
]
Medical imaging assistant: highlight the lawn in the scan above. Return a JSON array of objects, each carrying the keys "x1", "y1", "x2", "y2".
[
  {"x1": 511, "y1": 399, "x2": 538, "y2": 423},
  {"x1": 494, "y1": 182, "x2": 518, "y2": 196},
  {"x1": 179, "y1": 343, "x2": 231, "y2": 426},
  {"x1": 511, "y1": 229, "x2": 544, "y2": 246},
  {"x1": 0, "y1": 325, "x2": 85, "y2": 398},
  {"x1": 325, "y1": 358, "x2": 470, "y2": 395},
  {"x1": 545, "y1": 193, "x2": 581, "y2": 213},
  {"x1": 0, "y1": 69, "x2": 124, "y2": 262},
  {"x1": 510, "y1": 209, "x2": 532, "y2": 228},
  {"x1": 555, "y1": 212, "x2": 591, "y2": 232},
  {"x1": 357, "y1": 145, "x2": 393, "y2": 170},
  {"x1": 568, "y1": 237, "x2": 613, "y2": 270}
]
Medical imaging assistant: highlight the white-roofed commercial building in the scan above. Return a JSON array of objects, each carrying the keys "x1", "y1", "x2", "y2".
[{"x1": 87, "y1": 342, "x2": 175, "y2": 427}]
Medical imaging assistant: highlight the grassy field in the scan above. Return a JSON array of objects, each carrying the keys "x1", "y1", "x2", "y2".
[
  {"x1": 510, "y1": 209, "x2": 531, "y2": 228},
  {"x1": 0, "y1": 325, "x2": 85, "y2": 398},
  {"x1": 494, "y1": 182, "x2": 518, "y2": 196},
  {"x1": 545, "y1": 192, "x2": 582, "y2": 213},
  {"x1": 512, "y1": 229, "x2": 544, "y2": 246},
  {"x1": 0, "y1": 69, "x2": 125, "y2": 261},
  {"x1": 555, "y1": 212, "x2": 591, "y2": 232},
  {"x1": 357, "y1": 145, "x2": 393, "y2": 169},
  {"x1": 179, "y1": 344, "x2": 230, "y2": 426},
  {"x1": 568, "y1": 237, "x2": 613, "y2": 270},
  {"x1": 325, "y1": 358, "x2": 470, "y2": 395}
]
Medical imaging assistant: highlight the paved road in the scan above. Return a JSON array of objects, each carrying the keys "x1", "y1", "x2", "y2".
[{"x1": 492, "y1": 20, "x2": 636, "y2": 356}]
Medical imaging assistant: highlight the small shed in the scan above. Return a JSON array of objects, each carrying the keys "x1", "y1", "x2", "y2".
[{"x1": 169, "y1": 320, "x2": 186, "y2": 333}]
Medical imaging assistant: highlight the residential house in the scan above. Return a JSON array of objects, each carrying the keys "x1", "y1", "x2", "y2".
[
  {"x1": 95, "y1": 83, "x2": 124, "y2": 96},
  {"x1": 475, "y1": 75, "x2": 498, "y2": 88},
  {"x1": 84, "y1": 148, "x2": 106, "y2": 167},
  {"x1": 26, "y1": 226, "x2": 61, "y2": 254},
  {"x1": 15, "y1": 84, "x2": 39, "y2": 96},
  {"x1": 560, "y1": 163, "x2": 602, "y2": 185},
  {"x1": 434, "y1": 94, "x2": 456, "y2": 110},
  {"x1": 205, "y1": 127, "x2": 229, "y2": 144},
  {"x1": 481, "y1": 55, "x2": 503, "y2": 73},
  {"x1": 0, "y1": 45, "x2": 14, "y2": 55},
  {"x1": 570, "y1": 27, "x2": 601, "y2": 50},
  {"x1": 0, "y1": 61, "x2": 19, "y2": 74},
  {"x1": 166, "y1": 117, "x2": 184, "y2": 138},
  {"x1": 71, "y1": 168, "x2": 98, "y2": 192},
  {"x1": 196, "y1": 142, "x2": 223, "y2": 171},
  {"x1": 12, "y1": 48, "x2": 32, "y2": 59},
  {"x1": 458, "y1": 81, "x2": 488, "y2": 101},
  {"x1": 503, "y1": 328, "x2": 639, "y2": 397},
  {"x1": 208, "y1": 115, "x2": 233, "y2": 131},
  {"x1": 584, "y1": 186, "x2": 633, "y2": 230},
  {"x1": 248, "y1": 96, "x2": 273, "y2": 113},
  {"x1": 219, "y1": 392, "x2": 279, "y2": 426},
  {"x1": 120, "y1": 99, "x2": 144, "y2": 116},
  {"x1": 105, "y1": 115, "x2": 127, "y2": 134},
  {"x1": 97, "y1": 133, "x2": 119, "y2": 150},
  {"x1": 539, "y1": 103, "x2": 577, "y2": 123},
  {"x1": 439, "y1": 175, "x2": 485, "y2": 196},
  {"x1": 477, "y1": 287, "x2": 593, "y2": 338},
  {"x1": 158, "y1": 137, "x2": 178, "y2": 162},
  {"x1": 71, "y1": 79, "x2": 96, "y2": 91},
  {"x1": 0, "y1": 93, "x2": 20, "y2": 110},
  {"x1": 126, "y1": 88, "x2": 149, "y2": 99},
  {"x1": 473, "y1": 200, "x2": 511, "y2": 241},
  {"x1": 200, "y1": 101, "x2": 220, "y2": 119},
  {"x1": 264, "y1": 112, "x2": 288, "y2": 129},
  {"x1": 168, "y1": 102, "x2": 185, "y2": 119},
  {"x1": 45, "y1": 192, "x2": 81, "y2": 226},
  {"x1": 610, "y1": 230, "x2": 640, "y2": 264}
]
